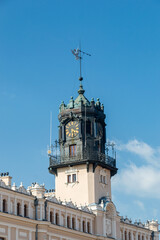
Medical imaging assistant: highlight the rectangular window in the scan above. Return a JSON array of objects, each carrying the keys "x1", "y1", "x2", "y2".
[
  {"x1": 100, "y1": 175, "x2": 103, "y2": 183},
  {"x1": 69, "y1": 145, "x2": 77, "y2": 157},
  {"x1": 72, "y1": 174, "x2": 76, "y2": 182},
  {"x1": 103, "y1": 176, "x2": 105, "y2": 184},
  {"x1": 67, "y1": 175, "x2": 71, "y2": 183}
]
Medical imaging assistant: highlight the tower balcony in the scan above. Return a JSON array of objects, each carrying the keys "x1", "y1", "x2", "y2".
[{"x1": 48, "y1": 150, "x2": 117, "y2": 176}]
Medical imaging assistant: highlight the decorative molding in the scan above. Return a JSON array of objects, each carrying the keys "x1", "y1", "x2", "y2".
[{"x1": 0, "y1": 227, "x2": 5, "y2": 233}]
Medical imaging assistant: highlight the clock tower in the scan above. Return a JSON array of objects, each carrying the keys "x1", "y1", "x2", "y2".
[{"x1": 48, "y1": 77, "x2": 117, "y2": 206}]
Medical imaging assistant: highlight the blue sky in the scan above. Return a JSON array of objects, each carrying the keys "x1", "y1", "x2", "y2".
[{"x1": 1, "y1": 0, "x2": 160, "y2": 223}]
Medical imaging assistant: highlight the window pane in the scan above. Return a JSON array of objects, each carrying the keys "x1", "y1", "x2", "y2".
[
  {"x1": 72, "y1": 174, "x2": 76, "y2": 182},
  {"x1": 68, "y1": 175, "x2": 71, "y2": 183}
]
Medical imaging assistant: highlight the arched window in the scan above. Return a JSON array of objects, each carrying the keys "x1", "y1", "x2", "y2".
[
  {"x1": 55, "y1": 213, "x2": 59, "y2": 225},
  {"x1": 125, "y1": 231, "x2": 127, "y2": 240},
  {"x1": 87, "y1": 222, "x2": 90, "y2": 233},
  {"x1": 67, "y1": 216, "x2": 70, "y2": 228},
  {"x1": 2, "y1": 199, "x2": 6, "y2": 212},
  {"x1": 24, "y1": 204, "x2": 27, "y2": 217},
  {"x1": 50, "y1": 211, "x2": 53, "y2": 223},
  {"x1": 82, "y1": 220, "x2": 85, "y2": 232},
  {"x1": 17, "y1": 203, "x2": 20, "y2": 216},
  {"x1": 86, "y1": 120, "x2": 91, "y2": 135},
  {"x1": 72, "y1": 217, "x2": 76, "y2": 230}
]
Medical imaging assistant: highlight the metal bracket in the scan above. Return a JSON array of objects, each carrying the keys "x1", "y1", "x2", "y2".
[
  {"x1": 93, "y1": 162, "x2": 98, "y2": 172},
  {"x1": 86, "y1": 162, "x2": 89, "y2": 172}
]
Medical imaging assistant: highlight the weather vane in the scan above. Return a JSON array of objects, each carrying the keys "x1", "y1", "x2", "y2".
[{"x1": 71, "y1": 46, "x2": 91, "y2": 82}]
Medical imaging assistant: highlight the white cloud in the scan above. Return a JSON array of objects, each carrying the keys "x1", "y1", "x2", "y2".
[
  {"x1": 112, "y1": 139, "x2": 160, "y2": 199},
  {"x1": 116, "y1": 139, "x2": 160, "y2": 167}
]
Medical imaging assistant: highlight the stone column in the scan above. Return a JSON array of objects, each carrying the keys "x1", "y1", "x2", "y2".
[
  {"x1": 112, "y1": 218, "x2": 116, "y2": 238},
  {"x1": 8, "y1": 196, "x2": 10, "y2": 214},
  {"x1": 85, "y1": 218, "x2": 87, "y2": 232},
  {"x1": 59, "y1": 210, "x2": 62, "y2": 226},
  {"x1": 14, "y1": 198, "x2": 17, "y2": 215},
  {"x1": 127, "y1": 230, "x2": 129, "y2": 240},
  {"x1": 80, "y1": 217, "x2": 83, "y2": 231},
  {"x1": 8, "y1": 227, "x2": 11, "y2": 239},
  {"x1": 0, "y1": 194, "x2": 2, "y2": 212},
  {"x1": 90, "y1": 220, "x2": 93, "y2": 234},
  {"x1": 75, "y1": 215, "x2": 78, "y2": 230},
  {"x1": 28, "y1": 201, "x2": 31, "y2": 219},
  {"x1": 53, "y1": 209, "x2": 56, "y2": 224},
  {"x1": 16, "y1": 228, "x2": 18, "y2": 240},
  {"x1": 131, "y1": 231, "x2": 134, "y2": 240},
  {"x1": 123, "y1": 229, "x2": 125, "y2": 240},
  {"x1": 29, "y1": 231, "x2": 32, "y2": 240},
  {"x1": 22, "y1": 200, "x2": 24, "y2": 217},
  {"x1": 103, "y1": 213, "x2": 106, "y2": 236},
  {"x1": 70, "y1": 214, "x2": 72, "y2": 229},
  {"x1": 48, "y1": 205, "x2": 50, "y2": 222},
  {"x1": 40, "y1": 203, "x2": 42, "y2": 220},
  {"x1": 65, "y1": 213, "x2": 67, "y2": 227}
]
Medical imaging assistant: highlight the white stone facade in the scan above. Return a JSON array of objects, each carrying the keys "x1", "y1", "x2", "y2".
[{"x1": 0, "y1": 174, "x2": 158, "y2": 240}]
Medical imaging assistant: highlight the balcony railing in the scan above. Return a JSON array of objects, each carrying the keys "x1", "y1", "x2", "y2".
[{"x1": 49, "y1": 150, "x2": 116, "y2": 168}]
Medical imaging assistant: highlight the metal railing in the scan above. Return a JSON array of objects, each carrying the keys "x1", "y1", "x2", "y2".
[{"x1": 49, "y1": 150, "x2": 116, "y2": 168}]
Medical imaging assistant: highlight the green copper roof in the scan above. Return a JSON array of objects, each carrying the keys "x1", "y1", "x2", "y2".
[{"x1": 59, "y1": 78, "x2": 104, "y2": 112}]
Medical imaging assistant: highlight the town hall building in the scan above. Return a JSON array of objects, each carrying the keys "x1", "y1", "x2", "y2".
[{"x1": 0, "y1": 72, "x2": 159, "y2": 239}]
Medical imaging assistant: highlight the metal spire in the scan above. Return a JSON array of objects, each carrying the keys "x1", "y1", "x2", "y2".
[{"x1": 71, "y1": 46, "x2": 91, "y2": 94}]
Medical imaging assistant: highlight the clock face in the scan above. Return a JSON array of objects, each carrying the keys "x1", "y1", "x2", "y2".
[{"x1": 66, "y1": 121, "x2": 79, "y2": 138}]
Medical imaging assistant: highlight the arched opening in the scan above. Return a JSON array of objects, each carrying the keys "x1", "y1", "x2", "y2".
[
  {"x1": 2, "y1": 199, "x2": 6, "y2": 212},
  {"x1": 50, "y1": 211, "x2": 53, "y2": 223},
  {"x1": 86, "y1": 120, "x2": 91, "y2": 135},
  {"x1": 55, "y1": 213, "x2": 59, "y2": 225},
  {"x1": 87, "y1": 222, "x2": 90, "y2": 233},
  {"x1": 17, "y1": 203, "x2": 20, "y2": 216},
  {"x1": 24, "y1": 204, "x2": 27, "y2": 217},
  {"x1": 105, "y1": 202, "x2": 116, "y2": 237},
  {"x1": 125, "y1": 231, "x2": 127, "y2": 240},
  {"x1": 142, "y1": 236, "x2": 144, "y2": 240},
  {"x1": 138, "y1": 235, "x2": 140, "y2": 240},
  {"x1": 67, "y1": 216, "x2": 70, "y2": 228},
  {"x1": 82, "y1": 220, "x2": 85, "y2": 232},
  {"x1": 129, "y1": 232, "x2": 131, "y2": 240},
  {"x1": 72, "y1": 217, "x2": 76, "y2": 230}
]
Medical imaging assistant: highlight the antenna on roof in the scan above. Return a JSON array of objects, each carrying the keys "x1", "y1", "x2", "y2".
[
  {"x1": 48, "y1": 111, "x2": 53, "y2": 155},
  {"x1": 50, "y1": 111, "x2": 52, "y2": 147}
]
